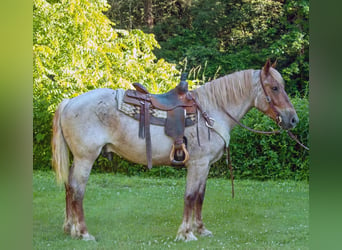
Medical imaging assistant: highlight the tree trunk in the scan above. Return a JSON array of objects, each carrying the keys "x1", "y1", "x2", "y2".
[{"x1": 144, "y1": 0, "x2": 153, "y2": 30}]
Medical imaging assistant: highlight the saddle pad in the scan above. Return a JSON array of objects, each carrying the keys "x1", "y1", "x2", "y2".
[{"x1": 118, "y1": 91, "x2": 196, "y2": 127}]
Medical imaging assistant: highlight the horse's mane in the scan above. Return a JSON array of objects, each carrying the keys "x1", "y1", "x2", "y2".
[{"x1": 194, "y1": 69, "x2": 254, "y2": 109}]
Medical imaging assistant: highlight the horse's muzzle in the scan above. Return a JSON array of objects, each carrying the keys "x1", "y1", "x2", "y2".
[{"x1": 278, "y1": 110, "x2": 299, "y2": 130}]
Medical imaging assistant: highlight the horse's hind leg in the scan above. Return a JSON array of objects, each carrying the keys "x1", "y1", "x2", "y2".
[
  {"x1": 65, "y1": 157, "x2": 95, "y2": 241},
  {"x1": 63, "y1": 170, "x2": 73, "y2": 234}
]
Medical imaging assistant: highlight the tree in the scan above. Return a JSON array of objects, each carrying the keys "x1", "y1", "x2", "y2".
[
  {"x1": 33, "y1": 0, "x2": 180, "y2": 169},
  {"x1": 144, "y1": 0, "x2": 154, "y2": 30}
]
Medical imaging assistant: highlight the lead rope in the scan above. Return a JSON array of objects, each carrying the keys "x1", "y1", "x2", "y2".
[
  {"x1": 287, "y1": 130, "x2": 310, "y2": 151},
  {"x1": 225, "y1": 108, "x2": 309, "y2": 199},
  {"x1": 227, "y1": 146, "x2": 234, "y2": 199}
]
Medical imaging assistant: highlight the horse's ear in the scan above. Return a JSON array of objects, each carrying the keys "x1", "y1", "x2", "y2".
[
  {"x1": 272, "y1": 59, "x2": 277, "y2": 69},
  {"x1": 263, "y1": 59, "x2": 271, "y2": 75}
]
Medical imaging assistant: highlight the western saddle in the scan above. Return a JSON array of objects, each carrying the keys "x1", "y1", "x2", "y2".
[{"x1": 123, "y1": 74, "x2": 197, "y2": 169}]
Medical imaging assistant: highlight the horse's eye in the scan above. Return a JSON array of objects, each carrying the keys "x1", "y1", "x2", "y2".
[{"x1": 271, "y1": 86, "x2": 278, "y2": 91}]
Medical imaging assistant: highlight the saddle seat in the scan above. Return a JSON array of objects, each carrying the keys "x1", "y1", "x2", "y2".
[
  {"x1": 132, "y1": 81, "x2": 195, "y2": 112},
  {"x1": 123, "y1": 74, "x2": 197, "y2": 169}
]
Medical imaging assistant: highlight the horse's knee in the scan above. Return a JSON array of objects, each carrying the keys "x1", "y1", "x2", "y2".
[
  {"x1": 197, "y1": 190, "x2": 205, "y2": 203},
  {"x1": 184, "y1": 192, "x2": 197, "y2": 206}
]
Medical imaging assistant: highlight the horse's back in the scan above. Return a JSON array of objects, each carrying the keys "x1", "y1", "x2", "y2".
[{"x1": 63, "y1": 88, "x2": 119, "y2": 113}]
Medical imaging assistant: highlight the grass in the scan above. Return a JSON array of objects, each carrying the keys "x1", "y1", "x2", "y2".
[{"x1": 33, "y1": 171, "x2": 308, "y2": 249}]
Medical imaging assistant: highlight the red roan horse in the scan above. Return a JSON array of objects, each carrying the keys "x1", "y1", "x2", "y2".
[{"x1": 52, "y1": 60, "x2": 298, "y2": 241}]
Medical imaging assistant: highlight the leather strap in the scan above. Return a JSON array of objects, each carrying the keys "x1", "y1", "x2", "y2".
[
  {"x1": 287, "y1": 130, "x2": 309, "y2": 150},
  {"x1": 226, "y1": 146, "x2": 234, "y2": 199},
  {"x1": 139, "y1": 102, "x2": 145, "y2": 138},
  {"x1": 144, "y1": 101, "x2": 152, "y2": 169},
  {"x1": 188, "y1": 92, "x2": 214, "y2": 143},
  {"x1": 259, "y1": 71, "x2": 282, "y2": 125}
]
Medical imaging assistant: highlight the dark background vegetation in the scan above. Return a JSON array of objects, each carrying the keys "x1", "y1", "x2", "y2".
[
  {"x1": 33, "y1": 0, "x2": 309, "y2": 180},
  {"x1": 106, "y1": 0, "x2": 309, "y2": 97}
]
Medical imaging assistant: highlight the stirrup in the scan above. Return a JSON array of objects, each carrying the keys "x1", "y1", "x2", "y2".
[{"x1": 170, "y1": 143, "x2": 189, "y2": 166}]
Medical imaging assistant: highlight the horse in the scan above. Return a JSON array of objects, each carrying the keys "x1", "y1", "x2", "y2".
[{"x1": 51, "y1": 60, "x2": 298, "y2": 241}]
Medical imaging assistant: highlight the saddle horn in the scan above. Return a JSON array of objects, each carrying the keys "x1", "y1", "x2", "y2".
[{"x1": 177, "y1": 73, "x2": 188, "y2": 94}]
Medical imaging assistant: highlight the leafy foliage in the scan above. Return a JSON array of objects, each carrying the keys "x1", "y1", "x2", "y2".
[{"x1": 33, "y1": 0, "x2": 180, "y2": 169}]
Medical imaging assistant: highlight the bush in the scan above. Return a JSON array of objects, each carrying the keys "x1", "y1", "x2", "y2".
[
  {"x1": 210, "y1": 97, "x2": 309, "y2": 181},
  {"x1": 33, "y1": 0, "x2": 182, "y2": 171}
]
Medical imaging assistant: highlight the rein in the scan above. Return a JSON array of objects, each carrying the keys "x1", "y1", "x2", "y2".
[{"x1": 223, "y1": 109, "x2": 281, "y2": 135}]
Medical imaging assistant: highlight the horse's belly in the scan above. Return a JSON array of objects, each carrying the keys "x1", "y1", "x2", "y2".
[{"x1": 107, "y1": 113, "x2": 174, "y2": 166}]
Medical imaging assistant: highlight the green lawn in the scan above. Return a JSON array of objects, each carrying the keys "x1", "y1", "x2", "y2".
[{"x1": 33, "y1": 171, "x2": 308, "y2": 249}]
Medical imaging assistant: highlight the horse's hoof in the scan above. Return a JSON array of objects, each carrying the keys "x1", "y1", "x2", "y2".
[
  {"x1": 199, "y1": 228, "x2": 213, "y2": 237},
  {"x1": 70, "y1": 224, "x2": 79, "y2": 239},
  {"x1": 175, "y1": 231, "x2": 198, "y2": 242},
  {"x1": 70, "y1": 225, "x2": 95, "y2": 241},
  {"x1": 81, "y1": 233, "x2": 96, "y2": 241}
]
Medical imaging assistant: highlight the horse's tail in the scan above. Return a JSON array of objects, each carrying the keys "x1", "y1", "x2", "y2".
[{"x1": 51, "y1": 99, "x2": 70, "y2": 185}]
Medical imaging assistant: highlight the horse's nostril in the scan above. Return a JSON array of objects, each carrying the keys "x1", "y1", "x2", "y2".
[{"x1": 291, "y1": 116, "x2": 298, "y2": 125}]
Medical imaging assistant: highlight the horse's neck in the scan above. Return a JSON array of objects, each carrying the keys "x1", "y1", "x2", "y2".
[
  {"x1": 194, "y1": 69, "x2": 258, "y2": 128},
  {"x1": 229, "y1": 70, "x2": 261, "y2": 120}
]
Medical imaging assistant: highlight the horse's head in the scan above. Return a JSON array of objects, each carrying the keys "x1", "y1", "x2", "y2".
[{"x1": 255, "y1": 60, "x2": 299, "y2": 130}]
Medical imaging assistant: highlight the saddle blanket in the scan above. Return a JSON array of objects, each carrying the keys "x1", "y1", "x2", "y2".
[{"x1": 117, "y1": 89, "x2": 197, "y2": 127}]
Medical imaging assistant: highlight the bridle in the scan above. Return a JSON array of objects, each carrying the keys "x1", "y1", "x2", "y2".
[{"x1": 259, "y1": 70, "x2": 282, "y2": 126}]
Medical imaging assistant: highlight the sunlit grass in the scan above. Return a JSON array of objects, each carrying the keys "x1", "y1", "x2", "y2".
[{"x1": 33, "y1": 171, "x2": 308, "y2": 249}]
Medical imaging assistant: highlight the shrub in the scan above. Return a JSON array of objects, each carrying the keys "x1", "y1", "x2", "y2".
[
  {"x1": 210, "y1": 97, "x2": 309, "y2": 181},
  {"x1": 33, "y1": 0, "x2": 180, "y2": 170}
]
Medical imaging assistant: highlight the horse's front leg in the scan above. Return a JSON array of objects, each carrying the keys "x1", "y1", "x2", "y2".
[
  {"x1": 175, "y1": 188, "x2": 197, "y2": 241},
  {"x1": 193, "y1": 182, "x2": 212, "y2": 237},
  {"x1": 175, "y1": 161, "x2": 210, "y2": 241}
]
